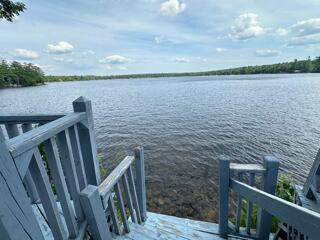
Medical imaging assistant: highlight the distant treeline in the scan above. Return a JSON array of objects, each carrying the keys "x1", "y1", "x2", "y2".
[
  {"x1": 46, "y1": 57, "x2": 320, "y2": 82},
  {"x1": 0, "y1": 60, "x2": 45, "y2": 88}
]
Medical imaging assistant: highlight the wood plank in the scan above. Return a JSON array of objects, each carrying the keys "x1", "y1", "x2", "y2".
[
  {"x1": 108, "y1": 196, "x2": 121, "y2": 234},
  {"x1": 230, "y1": 163, "x2": 266, "y2": 174},
  {"x1": 0, "y1": 114, "x2": 65, "y2": 124},
  {"x1": 0, "y1": 130, "x2": 44, "y2": 240},
  {"x1": 7, "y1": 112, "x2": 86, "y2": 158},
  {"x1": 29, "y1": 150, "x2": 67, "y2": 239},
  {"x1": 303, "y1": 148, "x2": 320, "y2": 196},
  {"x1": 230, "y1": 179, "x2": 320, "y2": 239},
  {"x1": 135, "y1": 147, "x2": 147, "y2": 222},
  {"x1": 235, "y1": 173, "x2": 243, "y2": 233},
  {"x1": 99, "y1": 156, "x2": 135, "y2": 198},
  {"x1": 115, "y1": 182, "x2": 130, "y2": 233},
  {"x1": 57, "y1": 130, "x2": 84, "y2": 222},
  {"x1": 80, "y1": 185, "x2": 111, "y2": 240},
  {"x1": 44, "y1": 137, "x2": 78, "y2": 237},
  {"x1": 122, "y1": 173, "x2": 138, "y2": 223},
  {"x1": 127, "y1": 166, "x2": 142, "y2": 223},
  {"x1": 73, "y1": 97, "x2": 100, "y2": 186},
  {"x1": 246, "y1": 173, "x2": 255, "y2": 234},
  {"x1": 68, "y1": 125, "x2": 87, "y2": 190}
]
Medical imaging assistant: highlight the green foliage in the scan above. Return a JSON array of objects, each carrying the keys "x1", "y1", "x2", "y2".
[
  {"x1": 238, "y1": 173, "x2": 295, "y2": 233},
  {"x1": 0, "y1": 0, "x2": 26, "y2": 22},
  {"x1": 98, "y1": 153, "x2": 107, "y2": 179},
  {"x1": 0, "y1": 60, "x2": 45, "y2": 88},
  {"x1": 45, "y1": 56, "x2": 320, "y2": 82}
]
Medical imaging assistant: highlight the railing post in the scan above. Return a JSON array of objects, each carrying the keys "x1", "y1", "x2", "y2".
[
  {"x1": 257, "y1": 156, "x2": 280, "y2": 239},
  {"x1": 135, "y1": 147, "x2": 147, "y2": 221},
  {"x1": 219, "y1": 156, "x2": 230, "y2": 238},
  {"x1": 73, "y1": 96, "x2": 100, "y2": 185},
  {"x1": 80, "y1": 185, "x2": 111, "y2": 240}
]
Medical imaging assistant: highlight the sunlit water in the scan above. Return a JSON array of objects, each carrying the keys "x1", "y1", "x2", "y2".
[{"x1": 1, "y1": 74, "x2": 320, "y2": 221}]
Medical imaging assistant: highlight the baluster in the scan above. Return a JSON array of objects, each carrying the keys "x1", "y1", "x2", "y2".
[
  {"x1": 43, "y1": 137, "x2": 78, "y2": 237},
  {"x1": 127, "y1": 166, "x2": 142, "y2": 223},
  {"x1": 122, "y1": 172, "x2": 138, "y2": 223},
  {"x1": 246, "y1": 173, "x2": 255, "y2": 234},
  {"x1": 108, "y1": 195, "x2": 120, "y2": 234},
  {"x1": 68, "y1": 125, "x2": 87, "y2": 190},
  {"x1": 235, "y1": 172, "x2": 243, "y2": 233},
  {"x1": 29, "y1": 150, "x2": 67, "y2": 239},
  {"x1": 56, "y1": 129, "x2": 84, "y2": 221},
  {"x1": 7, "y1": 123, "x2": 40, "y2": 203},
  {"x1": 115, "y1": 182, "x2": 130, "y2": 233},
  {"x1": 135, "y1": 147, "x2": 147, "y2": 221}
]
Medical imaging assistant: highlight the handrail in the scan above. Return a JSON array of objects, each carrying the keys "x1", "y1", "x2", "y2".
[
  {"x1": 98, "y1": 156, "x2": 135, "y2": 198},
  {"x1": 7, "y1": 112, "x2": 86, "y2": 158},
  {"x1": 0, "y1": 114, "x2": 66, "y2": 124},
  {"x1": 230, "y1": 163, "x2": 266, "y2": 173},
  {"x1": 230, "y1": 179, "x2": 320, "y2": 239}
]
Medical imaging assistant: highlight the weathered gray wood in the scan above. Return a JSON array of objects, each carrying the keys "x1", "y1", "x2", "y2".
[
  {"x1": 122, "y1": 172, "x2": 138, "y2": 223},
  {"x1": 218, "y1": 156, "x2": 230, "y2": 238},
  {"x1": 15, "y1": 147, "x2": 35, "y2": 177},
  {"x1": 57, "y1": 130, "x2": 84, "y2": 222},
  {"x1": 99, "y1": 156, "x2": 135, "y2": 197},
  {"x1": 257, "y1": 156, "x2": 279, "y2": 239},
  {"x1": 0, "y1": 114, "x2": 65, "y2": 124},
  {"x1": 6, "y1": 123, "x2": 40, "y2": 203},
  {"x1": 246, "y1": 173, "x2": 255, "y2": 234},
  {"x1": 235, "y1": 173, "x2": 243, "y2": 233},
  {"x1": 135, "y1": 147, "x2": 147, "y2": 222},
  {"x1": 231, "y1": 179, "x2": 320, "y2": 240},
  {"x1": 73, "y1": 97, "x2": 100, "y2": 185},
  {"x1": 127, "y1": 166, "x2": 142, "y2": 223},
  {"x1": 0, "y1": 129, "x2": 44, "y2": 240},
  {"x1": 108, "y1": 196, "x2": 121, "y2": 234},
  {"x1": 7, "y1": 112, "x2": 86, "y2": 158},
  {"x1": 115, "y1": 182, "x2": 130, "y2": 233},
  {"x1": 21, "y1": 124, "x2": 40, "y2": 203},
  {"x1": 68, "y1": 125, "x2": 87, "y2": 190},
  {"x1": 44, "y1": 137, "x2": 78, "y2": 237},
  {"x1": 230, "y1": 163, "x2": 266, "y2": 174},
  {"x1": 80, "y1": 185, "x2": 111, "y2": 240},
  {"x1": 29, "y1": 149, "x2": 67, "y2": 239},
  {"x1": 303, "y1": 148, "x2": 320, "y2": 197}
]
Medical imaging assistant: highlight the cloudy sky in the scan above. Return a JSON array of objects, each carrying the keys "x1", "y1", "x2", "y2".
[{"x1": 1, "y1": 0, "x2": 320, "y2": 75}]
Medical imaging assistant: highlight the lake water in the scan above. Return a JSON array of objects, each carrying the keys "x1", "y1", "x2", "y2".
[{"x1": 1, "y1": 74, "x2": 320, "y2": 221}]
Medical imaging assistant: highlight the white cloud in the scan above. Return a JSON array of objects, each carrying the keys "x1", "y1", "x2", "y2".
[
  {"x1": 14, "y1": 49, "x2": 39, "y2": 60},
  {"x1": 255, "y1": 49, "x2": 281, "y2": 57},
  {"x1": 288, "y1": 33, "x2": 320, "y2": 46},
  {"x1": 53, "y1": 57, "x2": 73, "y2": 63},
  {"x1": 290, "y1": 18, "x2": 320, "y2": 36},
  {"x1": 274, "y1": 28, "x2": 289, "y2": 36},
  {"x1": 230, "y1": 13, "x2": 266, "y2": 40},
  {"x1": 215, "y1": 48, "x2": 226, "y2": 53},
  {"x1": 174, "y1": 57, "x2": 189, "y2": 63},
  {"x1": 45, "y1": 41, "x2": 74, "y2": 54},
  {"x1": 160, "y1": 0, "x2": 186, "y2": 16},
  {"x1": 99, "y1": 55, "x2": 129, "y2": 64}
]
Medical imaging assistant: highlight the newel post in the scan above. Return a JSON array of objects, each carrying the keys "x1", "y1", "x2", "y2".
[
  {"x1": 257, "y1": 156, "x2": 280, "y2": 239},
  {"x1": 218, "y1": 156, "x2": 230, "y2": 238},
  {"x1": 73, "y1": 96, "x2": 100, "y2": 185},
  {"x1": 135, "y1": 147, "x2": 147, "y2": 221}
]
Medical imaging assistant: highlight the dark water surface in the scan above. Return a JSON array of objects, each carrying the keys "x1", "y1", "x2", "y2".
[{"x1": 1, "y1": 74, "x2": 320, "y2": 221}]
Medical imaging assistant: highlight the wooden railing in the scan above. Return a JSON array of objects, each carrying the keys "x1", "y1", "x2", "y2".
[
  {"x1": 0, "y1": 96, "x2": 100, "y2": 239},
  {"x1": 79, "y1": 147, "x2": 146, "y2": 240},
  {"x1": 219, "y1": 156, "x2": 320, "y2": 239}
]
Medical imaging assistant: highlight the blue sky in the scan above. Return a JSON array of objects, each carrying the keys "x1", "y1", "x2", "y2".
[{"x1": 1, "y1": 0, "x2": 320, "y2": 75}]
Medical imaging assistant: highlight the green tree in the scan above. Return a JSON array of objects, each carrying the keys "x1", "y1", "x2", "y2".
[{"x1": 0, "y1": 0, "x2": 26, "y2": 22}]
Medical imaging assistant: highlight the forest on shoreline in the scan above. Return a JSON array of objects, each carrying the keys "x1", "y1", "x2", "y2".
[
  {"x1": 0, "y1": 60, "x2": 45, "y2": 88},
  {"x1": 1, "y1": 57, "x2": 320, "y2": 88},
  {"x1": 46, "y1": 56, "x2": 320, "y2": 82}
]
